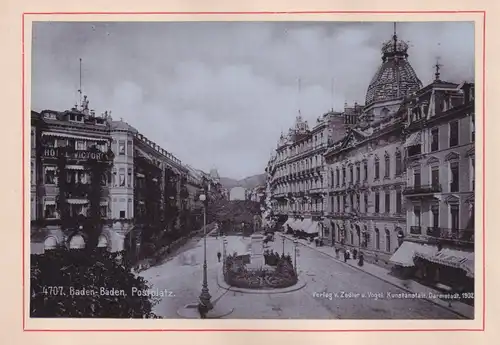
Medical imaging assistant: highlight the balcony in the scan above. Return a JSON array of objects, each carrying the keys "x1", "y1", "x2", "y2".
[
  {"x1": 426, "y1": 227, "x2": 474, "y2": 245},
  {"x1": 65, "y1": 183, "x2": 90, "y2": 198},
  {"x1": 409, "y1": 226, "x2": 422, "y2": 235},
  {"x1": 403, "y1": 184, "x2": 442, "y2": 196}
]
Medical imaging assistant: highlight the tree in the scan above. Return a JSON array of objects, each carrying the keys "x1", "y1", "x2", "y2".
[{"x1": 30, "y1": 248, "x2": 160, "y2": 318}]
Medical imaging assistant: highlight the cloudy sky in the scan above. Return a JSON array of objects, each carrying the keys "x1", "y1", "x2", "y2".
[{"x1": 31, "y1": 21, "x2": 474, "y2": 179}]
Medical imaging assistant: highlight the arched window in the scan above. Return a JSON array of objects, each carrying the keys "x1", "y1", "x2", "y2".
[
  {"x1": 381, "y1": 107, "x2": 390, "y2": 117},
  {"x1": 374, "y1": 156, "x2": 380, "y2": 180},
  {"x1": 395, "y1": 149, "x2": 403, "y2": 176},
  {"x1": 375, "y1": 228, "x2": 380, "y2": 250},
  {"x1": 70, "y1": 235, "x2": 85, "y2": 249},
  {"x1": 44, "y1": 236, "x2": 57, "y2": 251},
  {"x1": 385, "y1": 229, "x2": 391, "y2": 252},
  {"x1": 384, "y1": 152, "x2": 390, "y2": 178},
  {"x1": 97, "y1": 235, "x2": 109, "y2": 248}
]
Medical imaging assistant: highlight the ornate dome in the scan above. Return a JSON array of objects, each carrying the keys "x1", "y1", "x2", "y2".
[{"x1": 365, "y1": 34, "x2": 422, "y2": 106}]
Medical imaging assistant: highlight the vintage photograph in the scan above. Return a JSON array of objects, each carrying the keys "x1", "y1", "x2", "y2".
[{"x1": 29, "y1": 21, "x2": 475, "y2": 319}]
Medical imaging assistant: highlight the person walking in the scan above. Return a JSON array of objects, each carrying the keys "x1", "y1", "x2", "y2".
[
  {"x1": 217, "y1": 251, "x2": 222, "y2": 263},
  {"x1": 343, "y1": 249, "x2": 348, "y2": 263}
]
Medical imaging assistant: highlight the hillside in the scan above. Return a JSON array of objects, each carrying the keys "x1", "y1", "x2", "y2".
[{"x1": 219, "y1": 173, "x2": 266, "y2": 190}]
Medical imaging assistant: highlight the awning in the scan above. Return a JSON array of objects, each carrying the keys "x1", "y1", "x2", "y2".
[
  {"x1": 100, "y1": 201, "x2": 108, "y2": 206},
  {"x1": 304, "y1": 221, "x2": 320, "y2": 234},
  {"x1": 299, "y1": 219, "x2": 312, "y2": 232},
  {"x1": 44, "y1": 200, "x2": 56, "y2": 205},
  {"x1": 136, "y1": 173, "x2": 145, "y2": 178},
  {"x1": 414, "y1": 249, "x2": 474, "y2": 278},
  {"x1": 404, "y1": 132, "x2": 422, "y2": 147},
  {"x1": 66, "y1": 165, "x2": 85, "y2": 170},
  {"x1": 289, "y1": 219, "x2": 301, "y2": 230},
  {"x1": 44, "y1": 166, "x2": 56, "y2": 171},
  {"x1": 389, "y1": 241, "x2": 438, "y2": 267},
  {"x1": 136, "y1": 148, "x2": 154, "y2": 163},
  {"x1": 42, "y1": 132, "x2": 108, "y2": 142},
  {"x1": 67, "y1": 199, "x2": 89, "y2": 205},
  {"x1": 283, "y1": 219, "x2": 293, "y2": 227}
]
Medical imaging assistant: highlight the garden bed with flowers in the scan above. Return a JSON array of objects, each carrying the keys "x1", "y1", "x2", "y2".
[{"x1": 223, "y1": 252, "x2": 298, "y2": 289}]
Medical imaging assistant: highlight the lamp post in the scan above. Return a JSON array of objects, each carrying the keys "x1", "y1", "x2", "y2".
[
  {"x1": 293, "y1": 239, "x2": 298, "y2": 275},
  {"x1": 198, "y1": 189, "x2": 212, "y2": 311},
  {"x1": 282, "y1": 234, "x2": 285, "y2": 255}
]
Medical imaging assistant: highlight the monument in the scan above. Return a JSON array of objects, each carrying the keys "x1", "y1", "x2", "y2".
[{"x1": 248, "y1": 233, "x2": 265, "y2": 269}]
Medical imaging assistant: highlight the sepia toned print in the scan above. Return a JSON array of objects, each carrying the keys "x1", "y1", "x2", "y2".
[{"x1": 29, "y1": 21, "x2": 475, "y2": 320}]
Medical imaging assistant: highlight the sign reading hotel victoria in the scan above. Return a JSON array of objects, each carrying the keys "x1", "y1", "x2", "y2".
[{"x1": 42, "y1": 147, "x2": 112, "y2": 162}]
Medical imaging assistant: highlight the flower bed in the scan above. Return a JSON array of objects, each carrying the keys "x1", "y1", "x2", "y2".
[{"x1": 223, "y1": 253, "x2": 298, "y2": 289}]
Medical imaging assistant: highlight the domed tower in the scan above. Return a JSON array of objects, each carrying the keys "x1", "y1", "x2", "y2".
[{"x1": 364, "y1": 24, "x2": 423, "y2": 119}]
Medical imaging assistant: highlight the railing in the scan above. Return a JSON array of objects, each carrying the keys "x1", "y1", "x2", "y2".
[
  {"x1": 403, "y1": 184, "x2": 442, "y2": 195},
  {"x1": 65, "y1": 182, "x2": 90, "y2": 198},
  {"x1": 409, "y1": 226, "x2": 422, "y2": 235},
  {"x1": 426, "y1": 227, "x2": 474, "y2": 244}
]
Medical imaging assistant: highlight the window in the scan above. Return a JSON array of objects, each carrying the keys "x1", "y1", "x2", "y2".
[
  {"x1": 350, "y1": 166, "x2": 354, "y2": 183},
  {"x1": 450, "y1": 204, "x2": 459, "y2": 230},
  {"x1": 385, "y1": 192, "x2": 390, "y2": 213},
  {"x1": 100, "y1": 205, "x2": 108, "y2": 218},
  {"x1": 349, "y1": 194, "x2": 354, "y2": 210},
  {"x1": 449, "y1": 121, "x2": 459, "y2": 147},
  {"x1": 128, "y1": 169, "x2": 132, "y2": 187},
  {"x1": 431, "y1": 128, "x2": 439, "y2": 152},
  {"x1": 394, "y1": 190, "x2": 402, "y2": 214},
  {"x1": 384, "y1": 154, "x2": 390, "y2": 178},
  {"x1": 395, "y1": 151, "x2": 403, "y2": 176},
  {"x1": 374, "y1": 159, "x2": 380, "y2": 180},
  {"x1": 363, "y1": 161, "x2": 368, "y2": 181},
  {"x1": 385, "y1": 229, "x2": 391, "y2": 252},
  {"x1": 414, "y1": 169, "x2": 421, "y2": 187},
  {"x1": 119, "y1": 169, "x2": 125, "y2": 187},
  {"x1": 119, "y1": 140, "x2": 126, "y2": 155},
  {"x1": 31, "y1": 130, "x2": 35, "y2": 149},
  {"x1": 120, "y1": 210, "x2": 126, "y2": 218},
  {"x1": 44, "y1": 203, "x2": 57, "y2": 219},
  {"x1": 375, "y1": 228, "x2": 380, "y2": 250},
  {"x1": 431, "y1": 204, "x2": 439, "y2": 228},
  {"x1": 44, "y1": 167, "x2": 55, "y2": 184},
  {"x1": 431, "y1": 166, "x2": 439, "y2": 187},
  {"x1": 100, "y1": 172, "x2": 107, "y2": 186},
  {"x1": 342, "y1": 167, "x2": 346, "y2": 185},
  {"x1": 336, "y1": 169, "x2": 340, "y2": 186},
  {"x1": 336, "y1": 195, "x2": 340, "y2": 212},
  {"x1": 342, "y1": 195, "x2": 346, "y2": 211},
  {"x1": 471, "y1": 157, "x2": 475, "y2": 191},
  {"x1": 127, "y1": 140, "x2": 133, "y2": 156},
  {"x1": 364, "y1": 193, "x2": 368, "y2": 213},
  {"x1": 356, "y1": 165, "x2": 360, "y2": 183},
  {"x1": 31, "y1": 162, "x2": 34, "y2": 185},
  {"x1": 76, "y1": 140, "x2": 86, "y2": 150},
  {"x1": 375, "y1": 192, "x2": 380, "y2": 213},
  {"x1": 450, "y1": 162, "x2": 459, "y2": 192},
  {"x1": 356, "y1": 194, "x2": 360, "y2": 210},
  {"x1": 414, "y1": 205, "x2": 421, "y2": 226},
  {"x1": 350, "y1": 231, "x2": 354, "y2": 244}
]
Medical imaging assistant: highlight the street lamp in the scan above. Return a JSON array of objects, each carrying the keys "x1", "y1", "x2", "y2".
[
  {"x1": 293, "y1": 239, "x2": 298, "y2": 275},
  {"x1": 282, "y1": 234, "x2": 285, "y2": 255},
  {"x1": 198, "y1": 191, "x2": 212, "y2": 311}
]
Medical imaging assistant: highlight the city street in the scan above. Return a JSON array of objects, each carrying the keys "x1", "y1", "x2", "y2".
[{"x1": 139, "y1": 234, "x2": 462, "y2": 319}]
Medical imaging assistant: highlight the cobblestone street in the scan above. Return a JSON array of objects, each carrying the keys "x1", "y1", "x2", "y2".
[{"x1": 139, "y1": 235, "x2": 464, "y2": 319}]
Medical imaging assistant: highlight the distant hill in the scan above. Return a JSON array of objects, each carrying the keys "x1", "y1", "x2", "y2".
[{"x1": 219, "y1": 173, "x2": 266, "y2": 190}]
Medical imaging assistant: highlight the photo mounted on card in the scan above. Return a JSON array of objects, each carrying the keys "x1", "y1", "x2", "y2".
[{"x1": 26, "y1": 18, "x2": 478, "y2": 326}]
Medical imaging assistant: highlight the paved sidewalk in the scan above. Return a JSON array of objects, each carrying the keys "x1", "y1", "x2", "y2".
[{"x1": 279, "y1": 233, "x2": 474, "y2": 319}]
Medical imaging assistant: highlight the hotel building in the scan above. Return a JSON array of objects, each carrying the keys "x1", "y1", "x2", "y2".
[{"x1": 30, "y1": 97, "x2": 206, "y2": 255}]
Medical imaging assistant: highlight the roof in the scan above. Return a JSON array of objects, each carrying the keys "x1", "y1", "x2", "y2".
[{"x1": 365, "y1": 34, "x2": 422, "y2": 106}]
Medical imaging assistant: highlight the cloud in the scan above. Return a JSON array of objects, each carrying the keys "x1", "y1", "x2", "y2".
[{"x1": 31, "y1": 21, "x2": 475, "y2": 179}]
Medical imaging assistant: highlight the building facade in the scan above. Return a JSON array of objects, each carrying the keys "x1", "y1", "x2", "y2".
[
  {"x1": 267, "y1": 28, "x2": 475, "y2": 280},
  {"x1": 30, "y1": 98, "x2": 204, "y2": 255}
]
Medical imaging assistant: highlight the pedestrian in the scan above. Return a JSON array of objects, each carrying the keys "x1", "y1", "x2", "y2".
[
  {"x1": 343, "y1": 250, "x2": 348, "y2": 263},
  {"x1": 358, "y1": 252, "x2": 364, "y2": 267},
  {"x1": 217, "y1": 251, "x2": 221, "y2": 262}
]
